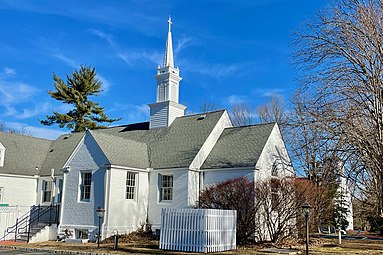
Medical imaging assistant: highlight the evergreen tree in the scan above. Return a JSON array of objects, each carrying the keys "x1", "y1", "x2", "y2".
[
  {"x1": 41, "y1": 65, "x2": 120, "y2": 132},
  {"x1": 334, "y1": 190, "x2": 349, "y2": 230}
]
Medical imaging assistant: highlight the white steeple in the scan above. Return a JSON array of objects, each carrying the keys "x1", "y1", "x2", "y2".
[
  {"x1": 148, "y1": 17, "x2": 186, "y2": 129},
  {"x1": 164, "y1": 16, "x2": 174, "y2": 68}
]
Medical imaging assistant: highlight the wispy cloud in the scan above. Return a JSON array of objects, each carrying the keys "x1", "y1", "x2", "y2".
[
  {"x1": 96, "y1": 74, "x2": 111, "y2": 92},
  {"x1": 0, "y1": 1, "x2": 165, "y2": 36},
  {"x1": 10, "y1": 102, "x2": 50, "y2": 119},
  {"x1": 53, "y1": 53, "x2": 78, "y2": 68},
  {"x1": 109, "y1": 103, "x2": 149, "y2": 124},
  {"x1": 117, "y1": 51, "x2": 162, "y2": 66},
  {"x1": 3, "y1": 67, "x2": 16, "y2": 76},
  {"x1": 0, "y1": 68, "x2": 52, "y2": 120},
  {"x1": 89, "y1": 29, "x2": 116, "y2": 48},
  {"x1": 253, "y1": 88, "x2": 286, "y2": 97},
  {"x1": 0, "y1": 81, "x2": 39, "y2": 105},
  {"x1": 181, "y1": 60, "x2": 240, "y2": 80},
  {"x1": 174, "y1": 36, "x2": 193, "y2": 55},
  {"x1": 51, "y1": 53, "x2": 112, "y2": 92},
  {"x1": 225, "y1": 94, "x2": 248, "y2": 105},
  {"x1": 3, "y1": 121, "x2": 66, "y2": 140},
  {"x1": 90, "y1": 28, "x2": 163, "y2": 66}
]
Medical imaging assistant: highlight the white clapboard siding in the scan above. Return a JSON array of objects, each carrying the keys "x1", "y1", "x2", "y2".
[{"x1": 160, "y1": 208, "x2": 236, "y2": 253}]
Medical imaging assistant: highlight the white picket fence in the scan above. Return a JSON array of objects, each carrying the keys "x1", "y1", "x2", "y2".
[
  {"x1": 0, "y1": 205, "x2": 30, "y2": 240},
  {"x1": 160, "y1": 208, "x2": 236, "y2": 253}
]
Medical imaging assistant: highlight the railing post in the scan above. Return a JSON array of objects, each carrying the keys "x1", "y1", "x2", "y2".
[
  {"x1": 49, "y1": 204, "x2": 53, "y2": 226},
  {"x1": 37, "y1": 205, "x2": 40, "y2": 224},
  {"x1": 27, "y1": 214, "x2": 31, "y2": 243},
  {"x1": 14, "y1": 218, "x2": 18, "y2": 242},
  {"x1": 55, "y1": 204, "x2": 59, "y2": 224}
]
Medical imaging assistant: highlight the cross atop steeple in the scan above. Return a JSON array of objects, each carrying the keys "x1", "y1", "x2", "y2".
[
  {"x1": 163, "y1": 16, "x2": 174, "y2": 68},
  {"x1": 167, "y1": 16, "x2": 172, "y2": 32}
]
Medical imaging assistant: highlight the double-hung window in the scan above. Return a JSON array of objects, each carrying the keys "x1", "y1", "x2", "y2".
[
  {"x1": 160, "y1": 174, "x2": 173, "y2": 201},
  {"x1": 42, "y1": 180, "x2": 52, "y2": 203},
  {"x1": 126, "y1": 172, "x2": 137, "y2": 200},
  {"x1": 80, "y1": 172, "x2": 92, "y2": 202}
]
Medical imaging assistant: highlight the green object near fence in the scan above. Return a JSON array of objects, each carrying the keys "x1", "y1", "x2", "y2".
[{"x1": 0, "y1": 204, "x2": 9, "y2": 207}]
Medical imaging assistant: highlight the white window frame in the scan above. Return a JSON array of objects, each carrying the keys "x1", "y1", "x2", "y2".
[
  {"x1": 160, "y1": 174, "x2": 173, "y2": 202},
  {"x1": 0, "y1": 142, "x2": 5, "y2": 167},
  {"x1": 126, "y1": 172, "x2": 137, "y2": 201},
  {"x1": 42, "y1": 180, "x2": 52, "y2": 204},
  {"x1": 55, "y1": 178, "x2": 63, "y2": 204},
  {"x1": 79, "y1": 171, "x2": 92, "y2": 202},
  {"x1": 0, "y1": 187, "x2": 4, "y2": 204}
]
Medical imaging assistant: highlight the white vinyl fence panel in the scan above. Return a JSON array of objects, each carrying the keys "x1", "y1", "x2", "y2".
[
  {"x1": 0, "y1": 206, "x2": 30, "y2": 240},
  {"x1": 160, "y1": 208, "x2": 236, "y2": 253}
]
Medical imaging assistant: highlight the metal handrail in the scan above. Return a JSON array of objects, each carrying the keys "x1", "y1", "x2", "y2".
[{"x1": 1, "y1": 204, "x2": 60, "y2": 242}]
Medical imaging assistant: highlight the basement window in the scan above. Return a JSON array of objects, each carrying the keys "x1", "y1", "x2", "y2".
[{"x1": 76, "y1": 229, "x2": 89, "y2": 239}]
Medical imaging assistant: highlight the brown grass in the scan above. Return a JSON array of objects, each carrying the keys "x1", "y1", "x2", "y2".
[{"x1": 3, "y1": 236, "x2": 383, "y2": 254}]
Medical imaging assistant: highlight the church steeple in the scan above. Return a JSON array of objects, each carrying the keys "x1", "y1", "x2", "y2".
[
  {"x1": 163, "y1": 16, "x2": 174, "y2": 68},
  {"x1": 148, "y1": 17, "x2": 186, "y2": 129}
]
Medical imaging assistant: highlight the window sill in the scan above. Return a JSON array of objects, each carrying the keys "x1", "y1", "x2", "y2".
[{"x1": 158, "y1": 200, "x2": 173, "y2": 205}]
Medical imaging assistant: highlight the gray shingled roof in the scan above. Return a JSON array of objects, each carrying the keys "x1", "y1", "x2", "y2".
[
  {"x1": 0, "y1": 132, "x2": 52, "y2": 176},
  {"x1": 40, "y1": 133, "x2": 85, "y2": 176},
  {"x1": 97, "y1": 110, "x2": 225, "y2": 169},
  {"x1": 90, "y1": 131, "x2": 149, "y2": 169},
  {"x1": 201, "y1": 123, "x2": 276, "y2": 169},
  {"x1": 1, "y1": 111, "x2": 273, "y2": 174}
]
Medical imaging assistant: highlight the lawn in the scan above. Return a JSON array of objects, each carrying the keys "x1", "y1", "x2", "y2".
[{"x1": 3, "y1": 236, "x2": 383, "y2": 254}]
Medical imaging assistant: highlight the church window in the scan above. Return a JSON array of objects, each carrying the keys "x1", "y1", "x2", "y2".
[
  {"x1": 80, "y1": 172, "x2": 92, "y2": 202},
  {"x1": 126, "y1": 172, "x2": 137, "y2": 200},
  {"x1": 42, "y1": 180, "x2": 52, "y2": 203},
  {"x1": 271, "y1": 161, "x2": 279, "y2": 177},
  {"x1": 270, "y1": 178, "x2": 280, "y2": 210},
  {"x1": 160, "y1": 174, "x2": 173, "y2": 201}
]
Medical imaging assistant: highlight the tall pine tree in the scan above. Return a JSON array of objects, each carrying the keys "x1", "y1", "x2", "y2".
[{"x1": 41, "y1": 65, "x2": 120, "y2": 132}]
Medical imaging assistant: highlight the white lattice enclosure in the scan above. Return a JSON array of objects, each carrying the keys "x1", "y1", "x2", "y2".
[{"x1": 159, "y1": 208, "x2": 236, "y2": 253}]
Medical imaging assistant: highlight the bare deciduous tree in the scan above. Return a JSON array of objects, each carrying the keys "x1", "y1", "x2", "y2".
[
  {"x1": 230, "y1": 103, "x2": 255, "y2": 127},
  {"x1": 255, "y1": 178, "x2": 297, "y2": 243},
  {"x1": 295, "y1": 0, "x2": 383, "y2": 234},
  {"x1": 200, "y1": 99, "x2": 220, "y2": 113},
  {"x1": 0, "y1": 121, "x2": 29, "y2": 135},
  {"x1": 257, "y1": 95, "x2": 286, "y2": 126},
  {"x1": 197, "y1": 177, "x2": 260, "y2": 245}
]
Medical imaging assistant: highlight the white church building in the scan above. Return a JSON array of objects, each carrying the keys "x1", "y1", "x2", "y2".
[{"x1": 0, "y1": 19, "x2": 293, "y2": 242}]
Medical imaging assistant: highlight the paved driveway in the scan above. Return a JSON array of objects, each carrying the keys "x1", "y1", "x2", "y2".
[{"x1": 0, "y1": 249, "x2": 72, "y2": 254}]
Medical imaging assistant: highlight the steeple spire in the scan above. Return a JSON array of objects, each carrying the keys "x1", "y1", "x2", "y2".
[
  {"x1": 163, "y1": 16, "x2": 174, "y2": 67},
  {"x1": 149, "y1": 17, "x2": 186, "y2": 129}
]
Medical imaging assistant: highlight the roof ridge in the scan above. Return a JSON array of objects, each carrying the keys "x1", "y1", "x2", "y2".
[
  {"x1": 179, "y1": 109, "x2": 226, "y2": 118},
  {"x1": 105, "y1": 121, "x2": 150, "y2": 129},
  {"x1": 224, "y1": 122, "x2": 276, "y2": 130},
  {"x1": 0, "y1": 131, "x2": 53, "y2": 142}
]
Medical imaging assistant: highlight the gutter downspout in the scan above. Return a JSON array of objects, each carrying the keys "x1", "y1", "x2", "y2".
[{"x1": 102, "y1": 166, "x2": 111, "y2": 240}]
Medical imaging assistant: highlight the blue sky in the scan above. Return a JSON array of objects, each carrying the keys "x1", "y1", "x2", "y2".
[{"x1": 0, "y1": 0, "x2": 327, "y2": 139}]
